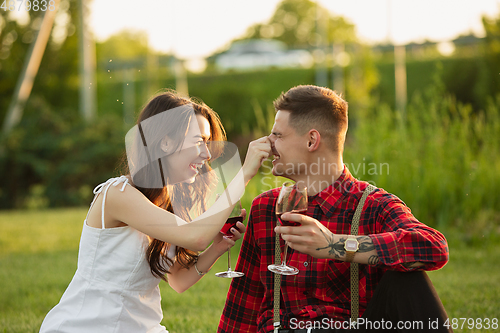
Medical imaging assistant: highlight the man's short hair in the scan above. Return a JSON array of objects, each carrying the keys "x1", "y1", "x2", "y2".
[{"x1": 273, "y1": 85, "x2": 348, "y2": 152}]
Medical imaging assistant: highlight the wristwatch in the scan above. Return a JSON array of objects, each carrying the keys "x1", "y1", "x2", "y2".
[{"x1": 344, "y1": 236, "x2": 359, "y2": 263}]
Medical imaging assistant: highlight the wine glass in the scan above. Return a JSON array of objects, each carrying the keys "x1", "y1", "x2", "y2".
[
  {"x1": 268, "y1": 182, "x2": 307, "y2": 275},
  {"x1": 215, "y1": 201, "x2": 245, "y2": 278}
]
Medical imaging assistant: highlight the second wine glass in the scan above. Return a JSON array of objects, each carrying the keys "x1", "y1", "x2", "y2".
[
  {"x1": 268, "y1": 181, "x2": 308, "y2": 275},
  {"x1": 215, "y1": 200, "x2": 245, "y2": 278}
]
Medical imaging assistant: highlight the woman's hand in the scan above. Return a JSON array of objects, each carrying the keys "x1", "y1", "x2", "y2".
[
  {"x1": 212, "y1": 209, "x2": 247, "y2": 256},
  {"x1": 242, "y1": 137, "x2": 272, "y2": 183}
]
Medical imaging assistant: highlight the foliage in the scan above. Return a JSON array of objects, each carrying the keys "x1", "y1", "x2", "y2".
[
  {"x1": 0, "y1": 100, "x2": 125, "y2": 209},
  {"x1": 0, "y1": 4, "x2": 161, "y2": 210},
  {"x1": 436, "y1": 30, "x2": 499, "y2": 112},
  {"x1": 95, "y1": 30, "x2": 150, "y2": 64},
  {"x1": 442, "y1": 57, "x2": 483, "y2": 109},
  {"x1": 0, "y1": 1, "x2": 167, "y2": 132},
  {"x1": 0, "y1": 0, "x2": 80, "y2": 125},
  {"x1": 347, "y1": 77, "x2": 500, "y2": 236},
  {"x1": 372, "y1": 54, "x2": 499, "y2": 113},
  {"x1": 477, "y1": 13, "x2": 500, "y2": 107},
  {"x1": 97, "y1": 59, "x2": 378, "y2": 145},
  {"x1": 239, "y1": 0, "x2": 356, "y2": 48}
]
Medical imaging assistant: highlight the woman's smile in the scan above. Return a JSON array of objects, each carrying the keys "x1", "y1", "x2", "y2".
[{"x1": 189, "y1": 162, "x2": 204, "y2": 173}]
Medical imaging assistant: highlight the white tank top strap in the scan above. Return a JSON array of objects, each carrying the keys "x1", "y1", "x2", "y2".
[{"x1": 84, "y1": 176, "x2": 131, "y2": 229}]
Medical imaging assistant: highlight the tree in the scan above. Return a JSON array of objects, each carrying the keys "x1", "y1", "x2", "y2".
[
  {"x1": 479, "y1": 13, "x2": 500, "y2": 105},
  {"x1": 95, "y1": 30, "x2": 150, "y2": 64},
  {"x1": 0, "y1": 1, "x2": 156, "y2": 209},
  {"x1": 0, "y1": 0, "x2": 80, "y2": 127},
  {"x1": 445, "y1": 13, "x2": 500, "y2": 111},
  {"x1": 239, "y1": 0, "x2": 356, "y2": 48}
]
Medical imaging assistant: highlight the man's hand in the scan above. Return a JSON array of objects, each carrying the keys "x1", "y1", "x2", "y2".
[
  {"x1": 276, "y1": 213, "x2": 338, "y2": 259},
  {"x1": 276, "y1": 213, "x2": 381, "y2": 264}
]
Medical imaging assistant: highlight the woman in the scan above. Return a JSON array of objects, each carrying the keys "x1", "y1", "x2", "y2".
[{"x1": 39, "y1": 91, "x2": 271, "y2": 333}]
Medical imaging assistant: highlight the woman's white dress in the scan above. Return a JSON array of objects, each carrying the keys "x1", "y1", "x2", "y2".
[{"x1": 40, "y1": 176, "x2": 173, "y2": 333}]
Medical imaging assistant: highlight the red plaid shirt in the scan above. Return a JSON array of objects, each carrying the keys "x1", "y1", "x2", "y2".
[{"x1": 218, "y1": 167, "x2": 449, "y2": 333}]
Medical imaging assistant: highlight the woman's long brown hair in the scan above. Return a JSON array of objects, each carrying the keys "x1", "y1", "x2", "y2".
[{"x1": 120, "y1": 90, "x2": 226, "y2": 281}]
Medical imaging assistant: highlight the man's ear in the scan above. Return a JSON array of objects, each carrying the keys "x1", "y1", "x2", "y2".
[{"x1": 307, "y1": 129, "x2": 321, "y2": 151}]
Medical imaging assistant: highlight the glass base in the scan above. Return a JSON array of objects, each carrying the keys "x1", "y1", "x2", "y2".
[
  {"x1": 267, "y1": 264, "x2": 299, "y2": 275},
  {"x1": 215, "y1": 270, "x2": 245, "y2": 278}
]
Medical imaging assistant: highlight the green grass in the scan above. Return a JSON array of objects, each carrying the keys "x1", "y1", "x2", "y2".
[{"x1": 1, "y1": 208, "x2": 499, "y2": 333}]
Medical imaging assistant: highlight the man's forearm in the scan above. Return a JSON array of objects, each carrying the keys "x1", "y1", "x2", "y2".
[
  {"x1": 315, "y1": 231, "x2": 378, "y2": 264},
  {"x1": 316, "y1": 230, "x2": 423, "y2": 267}
]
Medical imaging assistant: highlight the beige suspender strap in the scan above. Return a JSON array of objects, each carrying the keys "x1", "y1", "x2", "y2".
[
  {"x1": 272, "y1": 183, "x2": 376, "y2": 329},
  {"x1": 273, "y1": 228, "x2": 282, "y2": 332},
  {"x1": 350, "y1": 184, "x2": 377, "y2": 322}
]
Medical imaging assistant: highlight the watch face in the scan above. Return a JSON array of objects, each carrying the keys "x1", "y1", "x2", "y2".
[{"x1": 345, "y1": 239, "x2": 359, "y2": 252}]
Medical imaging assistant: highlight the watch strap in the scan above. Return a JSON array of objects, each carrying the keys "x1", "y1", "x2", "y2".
[
  {"x1": 350, "y1": 184, "x2": 376, "y2": 322},
  {"x1": 346, "y1": 247, "x2": 356, "y2": 263}
]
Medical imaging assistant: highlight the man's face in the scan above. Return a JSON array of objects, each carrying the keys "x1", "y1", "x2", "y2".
[{"x1": 268, "y1": 110, "x2": 307, "y2": 179}]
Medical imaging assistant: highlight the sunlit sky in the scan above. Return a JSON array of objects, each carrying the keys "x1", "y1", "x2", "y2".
[{"x1": 90, "y1": 0, "x2": 500, "y2": 60}]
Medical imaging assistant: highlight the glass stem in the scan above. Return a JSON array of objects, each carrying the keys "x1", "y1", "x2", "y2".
[
  {"x1": 281, "y1": 242, "x2": 289, "y2": 266},
  {"x1": 227, "y1": 246, "x2": 232, "y2": 272}
]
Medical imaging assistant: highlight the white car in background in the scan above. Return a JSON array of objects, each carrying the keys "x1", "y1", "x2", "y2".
[{"x1": 215, "y1": 39, "x2": 313, "y2": 71}]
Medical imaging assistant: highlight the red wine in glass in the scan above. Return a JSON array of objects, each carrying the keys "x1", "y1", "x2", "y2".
[
  {"x1": 220, "y1": 216, "x2": 243, "y2": 237},
  {"x1": 276, "y1": 209, "x2": 307, "y2": 227}
]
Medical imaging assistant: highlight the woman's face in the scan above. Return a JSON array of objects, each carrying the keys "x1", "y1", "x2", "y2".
[{"x1": 164, "y1": 114, "x2": 212, "y2": 184}]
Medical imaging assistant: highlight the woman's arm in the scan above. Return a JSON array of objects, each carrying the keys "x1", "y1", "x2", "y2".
[
  {"x1": 168, "y1": 220, "x2": 246, "y2": 293},
  {"x1": 107, "y1": 137, "x2": 270, "y2": 251}
]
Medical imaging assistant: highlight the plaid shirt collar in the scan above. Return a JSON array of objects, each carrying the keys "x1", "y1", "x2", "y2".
[{"x1": 310, "y1": 165, "x2": 356, "y2": 218}]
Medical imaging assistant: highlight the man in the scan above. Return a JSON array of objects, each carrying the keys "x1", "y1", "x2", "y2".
[{"x1": 218, "y1": 85, "x2": 450, "y2": 333}]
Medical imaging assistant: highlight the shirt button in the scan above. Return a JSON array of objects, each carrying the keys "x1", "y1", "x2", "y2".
[{"x1": 303, "y1": 262, "x2": 309, "y2": 267}]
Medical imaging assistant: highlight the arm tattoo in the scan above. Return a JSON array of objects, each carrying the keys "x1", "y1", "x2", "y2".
[
  {"x1": 357, "y1": 236, "x2": 376, "y2": 252},
  {"x1": 316, "y1": 229, "x2": 346, "y2": 258},
  {"x1": 368, "y1": 255, "x2": 380, "y2": 265},
  {"x1": 316, "y1": 232, "x2": 377, "y2": 259}
]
